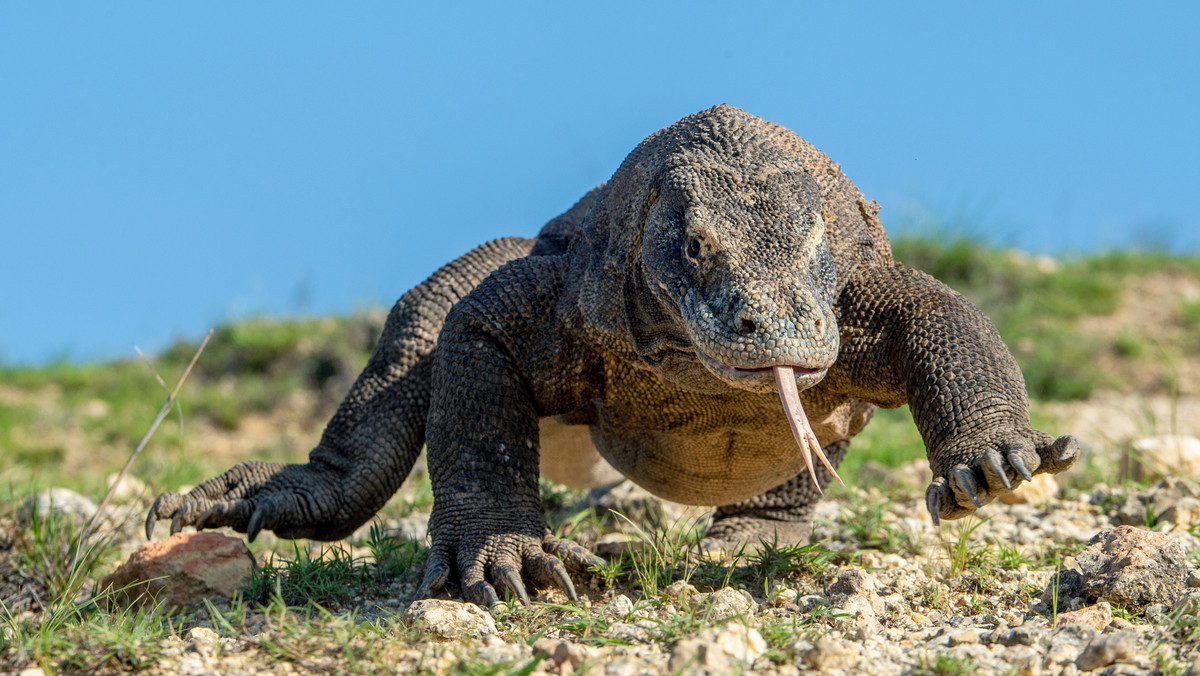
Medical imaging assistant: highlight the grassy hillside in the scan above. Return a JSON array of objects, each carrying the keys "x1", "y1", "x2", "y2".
[{"x1": 1, "y1": 239, "x2": 1198, "y2": 498}]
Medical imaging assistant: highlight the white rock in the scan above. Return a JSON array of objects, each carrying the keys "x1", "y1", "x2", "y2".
[
  {"x1": 605, "y1": 622, "x2": 650, "y2": 643},
  {"x1": 708, "y1": 622, "x2": 767, "y2": 664},
  {"x1": 402, "y1": 599, "x2": 497, "y2": 640},
  {"x1": 605, "y1": 594, "x2": 634, "y2": 618},
  {"x1": 668, "y1": 623, "x2": 766, "y2": 675},
  {"x1": 105, "y1": 472, "x2": 148, "y2": 503},
  {"x1": 805, "y1": 634, "x2": 860, "y2": 671},
  {"x1": 689, "y1": 586, "x2": 755, "y2": 621},
  {"x1": 186, "y1": 626, "x2": 219, "y2": 642},
  {"x1": 1075, "y1": 631, "x2": 1137, "y2": 672},
  {"x1": 1130, "y1": 435, "x2": 1200, "y2": 481},
  {"x1": 20, "y1": 487, "x2": 97, "y2": 526}
]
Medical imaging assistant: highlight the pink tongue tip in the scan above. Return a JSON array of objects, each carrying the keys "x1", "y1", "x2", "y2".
[{"x1": 772, "y1": 365, "x2": 845, "y2": 493}]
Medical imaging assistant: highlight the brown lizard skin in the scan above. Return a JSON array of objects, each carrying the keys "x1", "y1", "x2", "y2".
[{"x1": 148, "y1": 105, "x2": 1078, "y2": 607}]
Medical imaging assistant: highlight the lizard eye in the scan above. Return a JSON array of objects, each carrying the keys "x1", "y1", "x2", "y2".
[{"x1": 686, "y1": 238, "x2": 701, "y2": 260}]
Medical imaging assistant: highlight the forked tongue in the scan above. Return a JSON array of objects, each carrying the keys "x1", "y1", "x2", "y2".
[{"x1": 773, "y1": 365, "x2": 844, "y2": 494}]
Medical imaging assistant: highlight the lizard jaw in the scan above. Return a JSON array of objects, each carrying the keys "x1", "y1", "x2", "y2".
[
  {"x1": 696, "y1": 351, "x2": 826, "y2": 392},
  {"x1": 694, "y1": 352, "x2": 841, "y2": 492}
]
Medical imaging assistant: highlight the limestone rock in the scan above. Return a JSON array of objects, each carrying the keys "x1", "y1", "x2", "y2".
[
  {"x1": 605, "y1": 622, "x2": 651, "y2": 643},
  {"x1": 828, "y1": 568, "x2": 883, "y2": 637},
  {"x1": 533, "y1": 639, "x2": 590, "y2": 669},
  {"x1": 604, "y1": 594, "x2": 635, "y2": 618},
  {"x1": 1075, "y1": 526, "x2": 1190, "y2": 611},
  {"x1": 1040, "y1": 623, "x2": 1095, "y2": 665},
  {"x1": 999, "y1": 473, "x2": 1060, "y2": 505},
  {"x1": 1129, "y1": 435, "x2": 1200, "y2": 481},
  {"x1": 664, "y1": 580, "x2": 698, "y2": 603},
  {"x1": 1075, "y1": 631, "x2": 1137, "y2": 672},
  {"x1": 828, "y1": 568, "x2": 883, "y2": 614},
  {"x1": 99, "y1": 532, "x2": 254, "y2": 613},
  {"x1": 20, "y1": 487, "x2": 97, "y2": 526},
  {"x1": 106, "y1": 472, "x2": 148, "y2": 504},
  {"x1": 1055, "y1": 601, "x2": 1112, "y2": 631},
  {"x1": 688, "y1": 587, "x2": 756, "y2": 621},
  {"x1": 1160, "y1": 497, "x2": 1200, "y2": 530},
  {"x1": 669, "y1": 622, "x2": 766, "y2": 674},
  {"x1": 1003, "y1": 645, "x2": 1041, "y2": 676},
  {"x1": 804, "y1": 634, "x2": 860, "y2": 671},
  {"x1": 1115, "y1": 476, "x2": 1200, "y2": 527},
  {"x1": 403, "y1": 599, "x2": 497, "y2": 640}
]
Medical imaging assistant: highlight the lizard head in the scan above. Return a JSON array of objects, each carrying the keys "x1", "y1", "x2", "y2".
[
  {"x1": 578, "y1": 105, "x2": 845, "y2": 489},
  {"x1": 585, "y1": 105, "x2": 840, "y2": 395},
  {"x1": 639, "y1": 156, "x2": 839, "y2": 396}
]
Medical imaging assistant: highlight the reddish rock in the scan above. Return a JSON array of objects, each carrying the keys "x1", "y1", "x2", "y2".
[
  {"x1": 99, "y1": 532, "x2": 254, "y2": 613},
  {"x1": 1055, "y1": 601, "x2": 1113, "y2": 631}
]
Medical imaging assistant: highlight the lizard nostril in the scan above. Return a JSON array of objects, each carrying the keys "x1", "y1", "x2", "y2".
[{"x1": 738, "y1": 315, "x2": 757, "y2": 335}]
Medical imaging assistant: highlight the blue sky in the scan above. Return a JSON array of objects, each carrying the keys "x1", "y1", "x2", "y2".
[{"x1": 1, "y1": 3, "x2": 1197, "y2": 365}]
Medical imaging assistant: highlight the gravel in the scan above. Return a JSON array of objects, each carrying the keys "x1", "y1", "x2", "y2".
[{"x1": 7, "y1": 473, "x2": 1200, "y2": 675}]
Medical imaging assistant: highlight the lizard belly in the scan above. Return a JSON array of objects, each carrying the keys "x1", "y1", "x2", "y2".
[
  {"x1": 584, "y1": 358, "x2": 876, "y2": 505},
  {"x1": 590, "y1": 424, "x2": 805, "y2": 505}
]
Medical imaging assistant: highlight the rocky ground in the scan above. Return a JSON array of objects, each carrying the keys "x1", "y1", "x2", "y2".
[{"x1": 4, "y1": 454, "x2": 1200, "y2": 675}]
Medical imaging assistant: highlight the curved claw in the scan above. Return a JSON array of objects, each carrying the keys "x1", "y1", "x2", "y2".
[
  {"x1": 544, "y1": 536, "x2": 606, "y2": 571},
  {"x1": 145, "y1": 494, "x2": 169, "y2": 539},
  {"x1": 952, "y1": 467, "x2": 983, "y2": 508},
  {"x1": 549, "y1": 561, "x2": 578, "y2": 601},
  {"x1": 169, "y1": 509, "x2": 185, "y2": 535},
  {"x1": 247, "y1": 502, "x2": 268, "y2": 542},
  {"x1": 1007, "y1": 451, "x2": 1034, "y2": 482},
  {"x1": 494, "y1": 565, "x2": 531, "y2": 606},
  {"x1": 465, "y1": 581, "x2": 501, "y2": 608},
  {"x1": 1041, "y1": 435, "x2": 1080, "y2": 473},
  {"x1": 925, "y1": 485, "x2": 942, "y2": 528},
  {"x1": 415, "y1": 559, "x2": 450, "y2": 600},
  {"x1": 1056, "y1": 437, "x2": 1080, "y2": 463},
  {"x1": 983, "y1": 450, "x2": 1012, "y2": 491}
]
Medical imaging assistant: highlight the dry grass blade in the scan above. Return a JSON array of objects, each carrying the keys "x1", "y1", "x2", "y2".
[{"x1": 74, "y1": 329, "x2": 214, "y2": 554}]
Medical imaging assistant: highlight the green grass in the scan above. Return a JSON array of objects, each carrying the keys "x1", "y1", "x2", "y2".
[
  {"x1": 917, "y1": 650, "x2": 977, "y2": 676},
  {"x1": 244, "y1": 526, "x2": 426, "y2": 608},
  {"x1": 892, "y1": 236, "x2": 1200, "y2": 400},
  {"x1": 942, "y1": 516, "x2": 990, "y2": 578}
]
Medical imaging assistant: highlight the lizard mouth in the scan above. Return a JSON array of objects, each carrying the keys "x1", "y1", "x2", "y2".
[
  {"x1": 696, "y1": 353, "x2": 843, "y2": 494},
  {"x1": 696, "y1": 351, "x2": 827, "y2": 390}
]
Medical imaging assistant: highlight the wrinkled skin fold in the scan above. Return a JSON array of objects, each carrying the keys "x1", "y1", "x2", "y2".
[{"x1": 147, "y1": 105, "x2": 1078, "y2": 607}]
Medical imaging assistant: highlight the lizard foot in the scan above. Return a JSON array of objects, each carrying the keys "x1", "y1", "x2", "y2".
[
  {"x1": 925, "y1": 433, "x2": 1079, "y2": 526},
  {"x1": 145, "y1": 461, "x2": 346, "y2": 541},
  {"x1": 415, "y1": 526, "x2": 603, "y2": 607}
]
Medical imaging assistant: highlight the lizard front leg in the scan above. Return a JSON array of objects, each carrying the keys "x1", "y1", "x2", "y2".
[
  {"x1": 145, "y1": 238, "x2": 534, "y2": 541},
  {"x1": 415, "y1": 256, "x2": 601, "y2": 607},
  {"x1": 828, "y1": 264, "x2": 1079, "y2": 524}
]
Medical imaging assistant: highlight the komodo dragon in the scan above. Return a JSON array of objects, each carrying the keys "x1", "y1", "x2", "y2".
[{"x1": 147, "y1": 105, "x2": 1079, "y2": 606}]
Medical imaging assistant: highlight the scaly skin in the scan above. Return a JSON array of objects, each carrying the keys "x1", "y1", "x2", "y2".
[{"x1": 148, "y1": 105, "x2": 1078, "y2": 607}]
